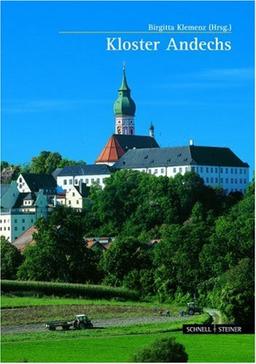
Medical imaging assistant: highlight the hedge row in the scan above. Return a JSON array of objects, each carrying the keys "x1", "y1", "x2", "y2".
[{"x1": 1, "y1": 280, "x2": 140, "y2": 301}]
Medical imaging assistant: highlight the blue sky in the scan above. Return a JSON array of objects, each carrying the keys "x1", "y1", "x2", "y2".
[{"x1": 2, "y1": 1, "x2": 254, "y2": 175}]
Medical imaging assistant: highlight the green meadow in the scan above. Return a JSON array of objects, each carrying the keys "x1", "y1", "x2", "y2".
[{"x1": 2, "y1": 330, "x2": 254, "y2": 362}]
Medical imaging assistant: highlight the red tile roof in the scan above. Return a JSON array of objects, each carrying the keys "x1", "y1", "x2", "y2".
[
  {"x1": 96, "y1": 135, "x2": 125, "y2": 163},
  {"x1": 13, "y1": 225, "x2": 37, "y2": 252}
]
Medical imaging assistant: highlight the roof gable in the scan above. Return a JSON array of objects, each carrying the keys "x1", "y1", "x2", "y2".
[
  {"x1": 21, "y1": 173, "x2": 57, "y2": 191},
  {"x1": 96, "y1": 135, "x2": 125, "y2": 163}
]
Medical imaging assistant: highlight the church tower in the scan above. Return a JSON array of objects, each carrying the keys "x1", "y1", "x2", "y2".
[{"x1": 113, "y1": 65, "x2": 136, "y2": 135}]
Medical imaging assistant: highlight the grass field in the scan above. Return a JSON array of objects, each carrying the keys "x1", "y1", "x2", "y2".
[
  {"x1": 1, "y1": 330, "x2": 254, "y2": 362},
  {"x1": 1, "y1": 295, "x2": 171, "y2": 309}
]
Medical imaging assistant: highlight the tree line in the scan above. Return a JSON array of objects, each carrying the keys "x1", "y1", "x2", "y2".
[
  {"x1": 1, "y1": 151, "x2": 86, "y2": 182},
  {"x1": 1, "y1": 170, "x2": 254, "y2": 326}
]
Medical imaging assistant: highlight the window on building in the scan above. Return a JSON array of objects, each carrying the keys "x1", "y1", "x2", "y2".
[
  {"x1": 240, "y1": 169, "x2": 242, "y2": 174},
  {"x1": 235, "y1": 179, "x2": 237, "y2": 184},
  {"x1": 0, "y1": 220, "x2": 1, "y2": 223},
  {"x1": 69, "y1": 179, "x2": 72, "y2": 185},
  {"x1": 200, "y1": 167, "x2": 203, "y2": 172},
  {"x1": 64, "y1": 179, "x2": 67, "y2": 185},
  {"x1": 215, "y1": 168, "x2": 218, "y2": 173},
  {"x1": 161, "y1": 168, "x2": 164, "y2": 174},
  {"x1": 86, "y1": 179, "x2": 89, "y2": 183},
  {"x1": 4, "y1": 227, "x2": 6, "y2": 231},
  {"x1": 244, "y1": 179, "x2": 247, "y2": 183},
  {"x1": 0, "y1": 227, "x2": 2, "y2": 231},
  {"x1": 148, "y1": 169, "x2": 152, "y2": 174},
  {"x1": 154, "y1": 169, "x2": 158, "y2": 174},
  {"x1": 231, "y1": 168, "x2": 233, "y2": 174},
  {"x1": 76, "y1": 200, "x2": 79, "y2": 204},
  {"x1": 22, "y1": 226, "x2": 25, "y2": 231},
  {"x1": 220, "y1": 178, "x2": 223, "y2": 183},
  {"x1": 191, "y1": 167, "x2": 195, "y2": 172},
  {"x1": 231, "y1": 178, "x2": 233, "y2": 183},
  {"x1": 72, "y1": 192, "x2": 75, "y2": 197},
  {"x1": 239, "y1": 179, "x2": 242, "y2": 184},
  {"x1": 4, "y1": 219, "x2": 6, "y2": 223},
  {"x1": 179, "y1": 167, "x2": 182, "y2": 173},
  {"x1": 14, "y1": 219, "x2": 17, "y2": 223},
  {"x1": 68, "y1": 200, "x2": 71, "y2": 205},
  {"x1": 14, "y1": 227, "x2": 17, "y2": 231},
  {"x1": 97, "y1": 178, "x2": 100, "y2": 183},
  {"x1": 215, "y1": 178, "x2": 218, "y2": 183},
  {"x1": 210, "y1": 177, "x2": 213, "y2": 183},
  {"x1": 206, "y1": 177, "x2": 209, "y2": 183},
  {"x1": 225, "y1": 168, "x2": 228, "y2": 173},
  {"x1": 210, "y1": 168, "x2": 213, "y2": 173},
  {"x1": 244, "y1": 170, "x2": 246, "y2": 174},
  {"x1": 22, "y1": 219, "x2": 25, "y2": 223},
  {"x1": 74, "y1": 179, "x2": 78, "y2": 185},
  {"x1": 31, "y1": 219, "x2": 34, "y2": 223},
  {"x1": 173, "y1": 168, "x2": 176, "y2": 173},
  {"x1": 220, "y1": 168, "x2": 223, "y2": 173},
  {"x1": 206, "y1": 167, "x2": 209, "y2": 173},
  {"x1": 91, "y1": 178, "x2": 95, "y2": 182},
  {"x1": 8, "y1": 227, "x2": 10, "y2": 230},
  {"x1": 235, "y1": 169, "x2": 238, "y2": 174},
  {"x1": 19, "y1": 177, "x2": 22, "y2": 182}
]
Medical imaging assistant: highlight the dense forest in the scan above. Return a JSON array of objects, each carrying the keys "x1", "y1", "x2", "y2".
[{"x1": 1, "y1": 169, "x2": 254, "y2": 326}]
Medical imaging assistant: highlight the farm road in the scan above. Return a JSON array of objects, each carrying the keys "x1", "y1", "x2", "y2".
[
  {"x1": 2, "y1": 315, "x2": 193, "y2": 334},
  {"x1": 204, "y1": 308, "x2": 222, "y2": 324}
]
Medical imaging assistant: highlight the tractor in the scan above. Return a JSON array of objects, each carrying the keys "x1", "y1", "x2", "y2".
[
  {"x1": 180, "y1": 302, "x2": 203, "y2": 316},
  {"x1": 46, "y1": 314, "x2": 93, "y2": 330}
]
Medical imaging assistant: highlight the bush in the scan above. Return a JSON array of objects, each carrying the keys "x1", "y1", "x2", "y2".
[
  {"x1": 1, "y1": 280, "x2": 140, "y2": 301},
  {"x1": 133, "y1": 337, "x2": 188, "y2": 362},
  {"x1": 1, "y1": 237, "x2": 23, "y2": 279}
]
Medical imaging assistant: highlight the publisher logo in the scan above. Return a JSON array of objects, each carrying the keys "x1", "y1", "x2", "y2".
[{"x1": 183, "y1": 324, "x2": 254, "y2": 334}]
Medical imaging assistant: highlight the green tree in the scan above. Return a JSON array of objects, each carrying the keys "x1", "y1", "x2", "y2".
[
  {"x1": 29, "y1": 151, "x2": 86, "y2": 175},
  {"x1": 17, "y1": 206, "x2": 97, "y2": 283},
  {"x1": 100, "y1": 236, "x2": 152, "y2": 288},
  {"x1": 199, "y1": 182, "x2": 254, "y2": 278},
  {"x1": 30, "y1": 151, "x2": 62, "y2": 174},
  {"x1": 1, "y1": 237, "x2": 23, "y2": 279},
  {"x1": 209, "y1": 258, "x2": 254, "y2": 326},
  {"x1": 133, "y1": 337, "x2": 188, "y2": 362},
  {"x1": 154, "y1": 207, "x2": 213, "y2": 299},
  {"x1": 58, "y1": 159, "x2": 86, "y2": 168}
]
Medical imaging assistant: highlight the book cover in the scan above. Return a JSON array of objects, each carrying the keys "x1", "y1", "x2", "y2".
[{"x1": 1, "y1": 0, "x2": 254, "y2": 363}]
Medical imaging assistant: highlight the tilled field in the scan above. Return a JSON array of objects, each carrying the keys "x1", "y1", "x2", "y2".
[
  {"x1": 1, "y1": 314, "x2": 192, "y2": 334},
  {"x1": 1, "y1": 304, "x2": 151, "y2": 326}
]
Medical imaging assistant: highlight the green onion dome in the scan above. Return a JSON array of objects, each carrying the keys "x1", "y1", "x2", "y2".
[{"x1": 113, "y1": 67, "x2": 136, "y2": 116}]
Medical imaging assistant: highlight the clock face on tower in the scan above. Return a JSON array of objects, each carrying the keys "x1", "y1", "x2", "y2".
[{"x1": 117, "y1": 126, "x2": 122, "y2": 134}]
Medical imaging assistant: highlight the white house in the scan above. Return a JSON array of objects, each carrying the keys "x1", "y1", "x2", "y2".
[
  {"x1": 113, "y1": 144, "x2": 250, "y2": 194},
  {"x1": 57, "y1": 164, "x2": 112, "y2": 191},
  {"x1": 0, "y1": 182, "x2": 49, "y2": 242}
]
